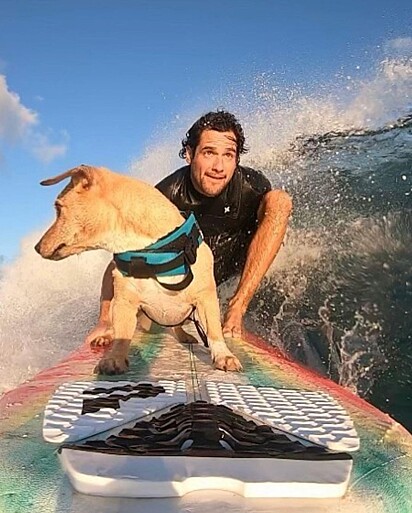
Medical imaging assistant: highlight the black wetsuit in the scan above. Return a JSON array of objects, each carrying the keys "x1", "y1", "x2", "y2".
[{"x1": 156, "y1": 165, "x2": 271, "y2": 285}]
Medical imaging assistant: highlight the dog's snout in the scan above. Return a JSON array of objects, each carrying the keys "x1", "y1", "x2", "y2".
[{"x1": 34, "y1": 238, "x2": 66, "y2": 259}]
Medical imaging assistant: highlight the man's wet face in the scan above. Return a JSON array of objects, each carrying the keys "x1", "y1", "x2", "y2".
[{"x1": 187, "y1": 130, "x2": 238, "y2": 197}]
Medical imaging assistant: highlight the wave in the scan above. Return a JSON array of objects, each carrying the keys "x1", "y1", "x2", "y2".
[{"x1": 245, "y1": 114, "x2": 411, "y2": 428}]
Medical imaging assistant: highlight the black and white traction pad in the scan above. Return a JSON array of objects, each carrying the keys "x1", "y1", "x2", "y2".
[{"x1": 43, "y1": 380, "x2": 359, "y2": 499}]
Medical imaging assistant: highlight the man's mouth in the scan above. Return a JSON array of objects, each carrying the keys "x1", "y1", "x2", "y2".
[{"x1": 206, "y1": 174, "x2": 225, "y2": 181}]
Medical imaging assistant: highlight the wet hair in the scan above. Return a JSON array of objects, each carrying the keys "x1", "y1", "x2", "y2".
[{"x1": 179, "y1": 110, "x2": 248, "y2": 161}]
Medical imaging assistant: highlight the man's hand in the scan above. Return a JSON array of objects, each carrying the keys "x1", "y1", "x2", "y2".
[
  {"x1": 223, "y1": 190, "x2": 292, "y2": 339},
  {"x1": 85, "y1": 321, "x2": 114, "y2": 347},
  {"x1": 222, "y1": 300, "x2": 244, "y2": 339}
]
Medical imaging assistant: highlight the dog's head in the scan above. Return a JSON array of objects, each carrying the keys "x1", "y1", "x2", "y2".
[{"x1": 35, "y1": 165, "x2": 109, "y2": 260}]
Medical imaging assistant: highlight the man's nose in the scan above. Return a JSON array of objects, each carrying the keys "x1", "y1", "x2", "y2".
[{"x1": 212, "y1": 155, "x2": 224, "y2": 171}]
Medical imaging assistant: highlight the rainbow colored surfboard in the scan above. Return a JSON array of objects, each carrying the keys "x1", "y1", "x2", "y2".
[{"x1": 1, "y1": 329, "x2": 411, "y2": 512}]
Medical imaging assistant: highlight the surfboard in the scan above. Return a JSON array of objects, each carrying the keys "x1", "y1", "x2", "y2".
[{"x1": 1, "y1": 327, "x2": 411, "y2": 513}]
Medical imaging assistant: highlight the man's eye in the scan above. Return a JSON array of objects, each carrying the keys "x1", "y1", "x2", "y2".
[
  {"x1": 225, "y1": 153, "x2": 235, "y2": 159},
  {"x1": 204, "y1": 150, "x2": 213, "y2": 156},
  {"x1": 54, "y1": 202, "x2": 62, "y2": 214}
]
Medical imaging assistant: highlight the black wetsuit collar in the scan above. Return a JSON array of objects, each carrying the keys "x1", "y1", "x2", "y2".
[{"x1": 184, "y1": 166, "x2": 241, "y2": 219}]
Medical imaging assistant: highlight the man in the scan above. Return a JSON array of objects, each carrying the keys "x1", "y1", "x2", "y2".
[{"x1": 85, "y1": 110, "x2": 292, "y2": 345}]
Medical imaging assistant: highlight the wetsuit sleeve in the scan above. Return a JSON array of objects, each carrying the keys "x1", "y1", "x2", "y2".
[
  {"x1": 155, "y1": 174, "x2": 177, "y2": 202},
  {"x1": 155, "y1": 166, "x2": 188, "y2": 203},
  {"x1": 244, "y1": 167, "x2": 272, "y2": 196}
]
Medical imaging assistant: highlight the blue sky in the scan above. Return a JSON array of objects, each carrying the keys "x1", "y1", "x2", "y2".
[{"x1": 0, "y1": 0, "x2": 411, "y2": 260}]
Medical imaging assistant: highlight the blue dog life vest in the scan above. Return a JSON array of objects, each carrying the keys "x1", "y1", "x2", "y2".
[{"x1": 113, "y1": 212, "x2": 203, "y2": 291}]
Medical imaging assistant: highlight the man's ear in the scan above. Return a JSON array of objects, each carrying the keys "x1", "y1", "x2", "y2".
[{"x1": 185, "y1": 147, "x2": 193, "y2": 165}]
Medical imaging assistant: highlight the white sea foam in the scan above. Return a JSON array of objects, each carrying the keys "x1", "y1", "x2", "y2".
[{"x1": 0, "y1": 232, "x2": 110, "y2": 393}]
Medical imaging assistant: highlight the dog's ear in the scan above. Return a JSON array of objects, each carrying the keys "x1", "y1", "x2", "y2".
[{"x1": 40, "y1": 164, "x2": 95, "y2": 190}]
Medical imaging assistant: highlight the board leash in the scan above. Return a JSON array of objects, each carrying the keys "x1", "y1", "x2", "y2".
[{"x1": 188, "y1": 342, "x2": 203, "y2": 401}]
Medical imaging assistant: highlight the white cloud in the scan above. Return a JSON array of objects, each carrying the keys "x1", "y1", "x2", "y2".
[
  {"x1": 0, "y1": 74, "x2": 38, "y2": 141},
  {"x1": 30, "y1": 131, "x2": 69, "y2": 163},
  {"x1": 0, "y1": 73, "x2": 68, "y2": 164}
]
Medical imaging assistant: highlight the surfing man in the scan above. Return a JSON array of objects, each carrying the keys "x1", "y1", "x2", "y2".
[{"x1": 85, "y1": 110, "x2": 292, "y2": 344}]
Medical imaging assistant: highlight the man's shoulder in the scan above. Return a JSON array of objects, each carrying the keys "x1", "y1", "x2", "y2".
[
  {"x1": 155, "y1": 166, "x2": 189, "y2": 197},
  {"x1": 238, "y1": 165, "x2": 272, "y2": 194}
]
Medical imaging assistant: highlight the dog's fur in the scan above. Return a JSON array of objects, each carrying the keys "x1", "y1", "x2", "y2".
[{"x1": 35, "y1": 165, "x2": 242, "y2": 374}]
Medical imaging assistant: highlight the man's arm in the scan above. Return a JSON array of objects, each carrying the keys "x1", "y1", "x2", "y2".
[
  {"x1": 98, "y1": 260, "x2": 115, "y2": 321},
  {"x1": 223, "y1": 189, "x2": 292, "y2": 338},
  {"x1": 84, "y1": 261, "x2": 115, "y2": 345}
]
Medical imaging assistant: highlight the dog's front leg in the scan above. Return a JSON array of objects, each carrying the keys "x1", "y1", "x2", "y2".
[
  {"x1": 196, "y1": 289, "x2": 242, "y2": 372},
  {"x1": 94, "y1": 281, "x2": 139, "y2": 375}
]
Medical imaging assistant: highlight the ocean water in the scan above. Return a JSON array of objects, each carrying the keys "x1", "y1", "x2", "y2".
[
  {"x1": 246, "y1": 114, "x2": 412, "y2": 431},
  {"x1": 0, "y1": 55, "x2": 411, "y2": 431},
  {"x1": 240, "y1": 57, "x2": 412, "y2": 431}
]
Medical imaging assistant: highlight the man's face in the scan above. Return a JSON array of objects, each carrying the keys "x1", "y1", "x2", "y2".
[{"x1": 187, "y1": 130, "x2": 238, "y2": 197}]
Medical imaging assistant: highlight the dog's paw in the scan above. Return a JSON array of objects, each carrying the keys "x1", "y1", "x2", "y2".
[
  {"x1": 85, "y1": 323, "x2": 114, "y2": 348},
  {"x1": 94, "y1": 356, "x2": 129, "y2": 375},
  {"x1": 90, "y1": 335, "x2": 113, "y2": 348},
  {"x1": 213, "y1": 354, "x2": 243, "y2": 372}
]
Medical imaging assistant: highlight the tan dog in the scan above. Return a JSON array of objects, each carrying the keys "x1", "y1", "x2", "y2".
[{"x1": 35, "y1": 165, "x2": 242, "y2": 375}]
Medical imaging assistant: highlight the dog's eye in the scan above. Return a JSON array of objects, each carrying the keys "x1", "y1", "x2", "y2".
[{"x1": 54, "y1": 202, "x2": 62, "y2": 214}]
